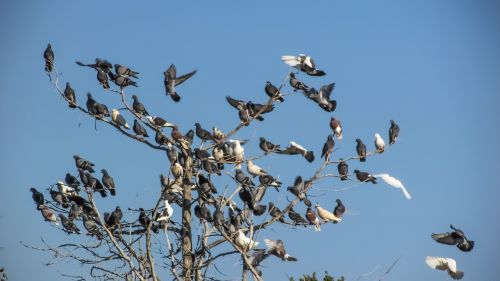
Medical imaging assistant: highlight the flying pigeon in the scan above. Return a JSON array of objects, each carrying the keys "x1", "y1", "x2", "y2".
[
  {"x1": 101, "y1": 169, "x2": 116, "y2": 196},
  {"x1": 268, "y1": 202, "x2": 285, "y2": 222},
  {"x1": 164, "y1": 64, "x2": 197, "y2": 102},
  {"x1": 374, "y1": 133, "x2": 385, "y2": 153},
  {"x1": 43, "y1": 44, "x2": 54, "y2": 72},
  {"x1": 195, "y1": 123, "x2": 214, "y2": 141},
  {"x1": 146, "y1": 116, "x2": 174, "y2": 128},
  {"x1": 114, "y1": 64, "x2": 139, "y2": 78},
  {"x1": 425, "y1": 256, "x2": 464, "y2": 280},
  {"x1": 303, "y1": 83, "x2": 337, "y2": 112},
  {"x1": 330, "y1": 117, "x2": 343, "y2": 140},
  {"x1": 316, "y1": 204, "x2": 341, "y2": 223},
  {"x1": 281, "y1": 54, "x2": 326, "y2": 76},
  {"x1": 259, "y1": 137, "x2": 281, "y2": 154},
  {"x1": 64, "y1": 82, "x2": 77, "y2": 108},
  {"x1": 355, "y1": 139, "x2": 367, "y2": 162},
  {"x1": 278, "y1": 141, "x2": 315, "y2": 163},
  {"x1": 333, "y1": 199, "x2": 346, "y2": 219},
  {"x1": 235, "y1": 229, "x2": 259, "y2": 250},
  {"x1": 76, "y1": 58, "x2": 113, "y2": 73},
  {"x1": 244, "y1": 249, "x2": 269, "y2": 276},
  {"x1": 289, "y1": 72, "x2": 309, "y2": 92},
  {"x1": 354, "y1": 170, "x2": 377, "y2": 184},
  {"x1": 96, "y1": 69, "x2": 110, "y2": 89},
  {"x1": 287, "y1": 176, "x2": 312, "y2": 207},
  {"x1": 337, "y1": 159, "x2": 348, "y2": 181},
  {"x1": 30, "y1": 187, "x2": 44, "y2": 207},
  {"x1": 288, "y1": 207, "x2": 308, "y2": 226},
  {"x1": 432, "y1": 225, "x2": 474, "y2": 252},
  {"x1": 111, "y1": 109, "x2": 129, "y2": 129},
  {"x1": 74, "y1": 155, "x2": 95, "y2": 173},
  {"x1": 389, "y1": 120, "x2": 400, "y2": 145},
  {"x1": 131, "y1": 95, "x2": 149, "y2": 116},
  {"x1": 264, "y1": 239, "x2": 297, "y2": 261},
  {"x1": 321, "y1": 134, "x2": 335, "y2": 161},
  {"x1": 82, "y1": 214, "x2": 102, "y2": 239},
  {"x1": 373, "y1": 173, "x2": 411, "y2": 199},
  {"x1": 50, "y1": 189, "x2": 69, "y2": 208},
  {"x1": 59, "y1": 213, "x2": 80, "y2": 234},
  {"x1": 264, "y1": 81, "x2": 284, "y2": 102},
  {"x1": 306, "y1": 207, "x2": 321, "y2": 231},
  {"x1": 39, "y1": 204, "x2": 59, "y2": 225},
  {"x1": 133, "y1": 120, "x2": 149, "y2": 138},
  {"x1": 247, "y1": 160, "x2": 267, "y2": 177}
]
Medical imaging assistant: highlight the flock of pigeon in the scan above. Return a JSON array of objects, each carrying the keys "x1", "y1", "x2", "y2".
[{"x1": 40, "y1": 45, "x2": 474, "y2": 279}]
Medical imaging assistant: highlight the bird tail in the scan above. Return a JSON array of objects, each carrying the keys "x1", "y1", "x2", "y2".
[
  {"x1": 336, "y1": 132, "x2": 343, "y2": 140},
  {"x1": 125, "y1": 123, "x2": 130, "y2": 129},
  {"x1": 170, "y1": 92, "x2": 181, "y2": 102},
  {"x1": 304, "y1": 151, "x2": 315, "y2": 163},
  {"x1": 360, "y1": 157, "x2": 366, "y2": 162},
  {"x1": 99, "y1": 189, "x2": 107, "y2": 198},
  {"x1": 314, "y1": 223, "x2": 321, "y2": 232},
  {"x1": 45, "y1": 61, "x2": 53, "y2": 72},
  {"x1": 308, "y1": 70, "x2": 326, "y2": 76},
  {"x1": 110, "y1": 189, "x2": 116, "y2": 196},
  {"x1": 302, "y1": 197, "x2": 312, "y2": 207}
]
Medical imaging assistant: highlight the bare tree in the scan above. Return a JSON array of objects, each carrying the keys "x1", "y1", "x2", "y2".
[{"x1": 27, "y1": 46, "x2": 405, "y2": 281}]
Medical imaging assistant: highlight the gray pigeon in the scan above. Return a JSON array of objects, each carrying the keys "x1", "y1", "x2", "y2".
[
  {"x1": 194, "y1": 123, "x2": 214, "y2": 141},
  {"x1": 74, "y1": 155, "x2": 95, "y2": 173},
  {"x1": 64, "y1": 83, "x2": 77, "y2": 108},
  {"x1": 432, "y1": 225, "x2": 474, "y2": 252},
  {"x1": 289, "y1": 73, "x2": 309, "y2": 92},
  {"x1": 76, "y1": 58, "x2": 113, "y2": 73},
  {"x1": 43, "y1": 44, "x2": 54, "y2": 72},
  {"x1": 264, "y1": 239, "x2": 298, "y2": 261},
  {"x1": 114, "y1": 64, "x2": 139, "y2": 78},
  {"x1": 278, "y1": 141, "x2": 315, "y2": 163},
  {"x1": 133, "y1": 119, "x2": 149, "y2": 138},
  {"x1": 287, "y1": 176, "x2": 311, "y2": 207},
  {"x1": 111, "y1": 73, "x2": 138, "y2": 88},
  {"x1": 30, "y1": 187, "x2": 44, "y2": 207},
  {"x1": 259, "y1": 137, "x2": 281, "y2": 154},
  {"x1": 132, "y1": 95, "x2": 149, "y2": 116},
  {"x1": 355, "y1": 138, "x2": 367, "y2": 162},
  {"x1": 101, "y1": 169, "x2": 116, "y2": 196},
  {"x1": 164, "y1": 64, "x2": 197, "y2": 102},
  {"x1": 82, "y1": 214, "x2": 102, "y2": 239},
  {"x1": 321, "y1": 134, "x2": 335, "y2": 161},
  {"x1": 59, "y1": 213, "x2": 80, "y2": 234},
  {"x1": 389, "y1": 120, "x2": 400, "y2": 145},
  {"x1": 97, "y1": 69, "x2": 110, "y2": 89},
  {"x1": 303, "y1": 83, "x2": 336, "y2": 112}
]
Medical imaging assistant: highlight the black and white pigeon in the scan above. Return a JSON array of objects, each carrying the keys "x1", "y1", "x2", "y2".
[
  {"x1": 111, "y1": 109, "x2": 129, "y2": 129},
  {"x1": 264, "y1": 81, "x2": 284, "y2": 102},
  {"x1": 164, "y1": 64, "x2": 197, "y2": 102},
  {"x1": 59, "y1": 213, "x2": 80, "y2": 234},
  {"x1": 74, "y1": 155, "x2": 95, "y2": 173},
  {"x1": 64, "y1": 83, "x2": 77, "y2": 108},
  {"x1": 146, "y1": 116, "x2": 174, "y2": 128},
  {"x1": 114, "y1": 64, "x2": 139, "y2": 78},
  {"x1": 354, "y1": 169, "x2": 377, "y2": 184},
  {"x1": 101, "y1": 169, "x2": 116, "y2": 196},
  {"x1": 259, "y1": 137, "x2": 281, "y2": 154},
  {"x1": 432, "y1": 225, "x2": 474, "y2": 252},
  {"x1": 76, "y1": 58, "x2": 113, "y2": 73},
  {"x1": 30, "y1": 187, "x2": 44, "y2": 207},
  {"x1": 133, "y1": 120, "x2": 149, "y2": 138},
  {"x1": 43, "y1": 44, "x2": 54, "y2": 72},
  {"x1": 82, "y1": 214, "x2": 102, "y2": 239},
  {"x1": 132, "y1": 95, "x2": 149, "y2": 116},
  {"x1": 321, "y1": 134, "x2": 335, "y2": 161},
  {"x1": 303, "y1": 83, "x2": 336, "y2": 112},
  {"x1": 264, "y1": 239, "x2": 298, "y2": 261},
  {"x1": 289, "y1": 72, "x2": 309, "y2": 92},
  {"x1": 281, "y1": 54, "x2": 326, "y2": 76},
  {"x1": 355, "y1": 139, "x2": 367, "y2": 162},
  {"x1": 389, "y1": 120, "x2": 400, "y2": 145},
  {"x1": 195, "y1": 123, "x2": 214, "y2": 142},
  {"x1": 278, "y1": 141, "x2": 315, "y2": 163},
  {"x1": 287, "y1": 176, "x2": 311, "y2": 207},
  {"x1": 337, "y1": 159, "x2": 348, "y2": 181}
]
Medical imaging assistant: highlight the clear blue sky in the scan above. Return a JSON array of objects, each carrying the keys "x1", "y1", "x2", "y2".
[{"x1": 1, "y1": 1, "x2": 499, "y2": 280}]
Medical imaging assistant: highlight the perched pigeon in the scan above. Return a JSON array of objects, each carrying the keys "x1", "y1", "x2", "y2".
[
  {"x1": 389, "y1": 120, "x2": 400, "y2": 145},
  {"x1": 138, "y1": 208, "x2": 151, "y2": 229},
  {"x1": 333, "y1": 199, "x2": 346, "y2": 219},
  {"x1": 287, "y1": 176, "x2": 311, "y2": 207},
  {"x1": 264, "y1": 81, "x2": 284, "y2": 102},
  {"x1": 131, "y1": 95, "x2": 149, "y2": 116},
  {"x1": 235, "y1": 229, "x2": 259, "y2": 250},
  {"x1": 164, "y1": 64, "x2": 197, "y2": 102},
  {"x1": 226, "y1": 96, "x2": 274, "y2": 121},
  {"x1": 278, "y1": 141, "x2": 315, "y2": 163},
  {"x1": 50, "y1": 189, "x2": 69, "y2": 208},
  {"x1": 305, "y1": 207, "x2": 321, "y2": 231},
  {"x1": 55, "y1": 181, "x2": 74, "y2": 196},
  {"x1": 281, "y1": 54, "x2": 326, "y2": 76},
  {"x1": 259, "y1": 174, "x2": 282, "y2": 191},
  {"x1": 229, "y1": 139, "x2": 245, "y2": 164},
  {"x1": 288, "y1": 207, "x2": 308, "y2": 225},
  {"x1": 82, "y1": 214, "x2": 102, "y2": 239},
  {"x1": 111, "y1": 109, "x2": 129, "y2": 129},
  {"x1": 86, "y1": 93, "x2": 98, "y2": 115},
  {"x1": 330, "y1": 117, "x2": 343, "y2": 140},
  {"x1": 156, "y1": 200, "x2": 174, "y2": 222},
  {"x1": 337, "y1": 159, "x2": 348, "y2": 181},
  {"x1": 85, "y1": 171, "x2": 107, "y2": 197},
  {"x1": 194, "y1": 203, "x2": 213, "y2": 222},
  {"x1": 355, "y1": 139, "x2": 367, "y2": 162},
  {"x1": 259, "y1": 137, "x2": 281, "y2": 154},
  {"x1": 96, "y1": 69, "x2": 110, "y2": 89},
  {"x1": 289, "y1": 73, "x2": 309, "y2": 92},
  {"x1": 321, "y1": 134, "x2": 335, "y2": 161},
  {"x1": 212, "y1": 127, "x2": 226, "y2": 141},
  {"x1": 237, "y1": 104, "x2": 251, "y2": 125},
  {"x1": 247, "y1": 160, "x2": 267, "y2": 178},
  {"x1": 303, "y1": 83, "x2": 336, "y2": 112},
  {"x1": 59, "y1": 213, "x2": 80, "y2": 234},
  {"x1": 354, "y1": 169, "x2": 377, "y2": 184},
  {"x1": 133, "y1": 120, "x2": 149, "y2": 138},
  {"x1": 146, "y1": 116, "x2": 174, "y2": 128},
  {"x1": 316, "y1": 204, "x2": 341, "y2": 223},
  {"x1": 432, "y1": 225, "x2": 474, "y2": 252},
  {"x1": 39, "y1": 205, "x2": 59, "y2": 225},
  {"x1": 74, "y1": 155, "x2": 95, "y2": 173},
  {"x1": 194, "y1": 123, "x2": 213, "y2": 141},
  {"x1": 106, "y1": 206, "x2": 123, "y2": 228},
  {"x1": 65, "y1": 173, "x2": 80, "y2": 189},
  {"x1": 110, "y1": 73, "x2": 138, "y2": 88},
  {"x1": 68, "y1": 202, "x2": 82, "y2": 221},
  {"x1": 30, "y1": 187, "x2": 44, "y2": 207},
  {"x1": 374, "y1": 133, "x2": 385, "y2": 153},
  {"x1": 425, "y1": 256, "x2": 464, "y2": 280},
  {"x1": 114, "y1": 64, "x2": 139, "y2": 78},
  {"x1": 64, "y1": 83, "x2": 77, "y2": 108},
  {"x1": 101, "y1": 169, "x2": 116, "y2": 196},
  {"x1": 264, "y1": 239, "x2": 297, "y2": 261},
  {"x1": 43, "y1": 44, "x2": 54, "y2": 72},
  {"x1": 374, "y1": 173, "x2": 411, "y2": 199},
  {"x1": 268, "y1": 202, "x2": 285, "y2": 223}
]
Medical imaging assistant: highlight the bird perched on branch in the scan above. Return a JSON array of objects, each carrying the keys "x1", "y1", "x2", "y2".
[
  {"x1": 389, "y1": 120, "x2": 400, "y2": 145},
  {"x1": 432, "y1": 225, "x2": 474, "y2": 252},
  {"x1": 111, "y1": 109, "x2": 129, "y2": 130},
  {"x1": 82, "y1": 214, "x2": 102, "y2": 239},
  {"x1": 337, "y1": 159, "x2": 348, "y2": 181},
  {"x1": 259, "y1": 174, "x2": 282, "y2": 191},
  {"x1": 43, "y1": 44, "x2": 54, "y2": 72},
  {"x1": 281, "y1": 54, "x2": 326, "y2": 76},
  {"x1": 76, "y1": 58, "x2": 113, "y2": 73},
  {"x1": 64, "y1": 83, "x2": 77, "y2": 108},
  {"x1": 321, "y1": 134, "x2": 335, "y2": 162},
  {"x1": 355, "y1": 139, "x2": 367, "y2": 162},
  {"x1": 316, "y1": 204, "x2": 341, "y2": 223},
  {"x1": 330, "y1": 117, "x2": 343, "y2": 140},
  {"x1": 50, "y1": 189, "x2": 69, "y2": 208},
  {"x1": 194, "y1": 123, "x2": 214, "y2": 142},
  {"x1": 59, "y1": 213, "x2": 80, "y2": 234},
  {"x1": 264, "y1": 239, "x2": 297, "y2": 261},
  {"x1": 278, "y1": 141, "x2": 315, "y2": 163},
  {"x1": 425, "y1": 256, "x2": 464, "y2": 280},
  {"x1": 133, "y1": 120, "x2": 149, "y2": 138},
  {"x1": 74, "y1": 155, "x2": 95, "y2": 173},
  {"x1": 289, "y1": 72, "x2": 309, "y2": 92},
  {"x1": 114, "y1": 64, "x2": 139, "y2": 78},
  {"x1": 306, "y1": 207, "x2": 321, "y2": 231},
  {"x1": 39, "y1": 204, "x2": 59, "y2": 225},
  {"x1": 164, "y1": 64, "x2": 197, "y2": 102},
  {"x1": 333, "y1": 199, "x2": 346, "y2": 220},
  {"x1": 354, "y1": 169, "x2": 377, "y2": 184},
  {"x1": 146, "y1": 116, "x2": 174, "y2": 128},
  {"x1": 374, "y1": 133, "x2": 385, "y2": 153},
  {"x1": 131, "y1": 95, "x2": 149, "y2": 116},
  {"x1": 303, "y1": 83, "x2": 336, "y2": 112},
  {"x1": 288, "y1": 207, "x2": 308, "y2": 226},
  {"x1": 259, "y1": 137, "x2": 281, "y2": 154},
  {"x1": 247, "y1": 160, "x2": 267, "y2": 178},
  {"x1": 264, "y1": 81, "x2": 284, "y2": 102},
  {"x1": 56, "y1": 181, "x2": 76, "y2": 196},
  {"x1": 235, "y1": 230, "x2": 259, "y2": 250},
  {"x1": 268, "y1": 202, "x2": 285, "y2": 223},
  {"x1": 30, "y1": 187, "x2": 44, "y2": 208},
  {"x1": 287, "y1": 176, "x2": 311, "y2": 207},
  {"x1": 101, "y1": 169, "x2": 116, "y2": 196}
]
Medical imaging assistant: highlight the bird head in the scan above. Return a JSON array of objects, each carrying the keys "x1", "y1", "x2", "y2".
[
  {"x1": 375, "y1": 133, "x2": 381, "y2": 139},
  {"x1": 86, "y1": 93, "x2": 92, "y2": 98},
  {"x1": 101, "y1": 169, "x2": 107, "y2": 174},
  {"x1": 30, "y1": 187, "x2": 37, "y2": 193},
  {"x1": 355, "y1": 138, "x2": 361, "y2": 143},
  {"x1": 354, "y1": 169, "x2": 360, "y2": 173},
  {"x1": 132, "y1": 95, "x2": 138, "y2": 100},
  {"x1": 336, "y1": 199, "x2": 342, "y2": 204},
  {"x1": 73, "y1": 155, "x2": 80, "y2": 160}
]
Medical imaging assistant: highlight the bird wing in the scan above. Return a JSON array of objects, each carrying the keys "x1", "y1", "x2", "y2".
[
  {"x1": 277, "y1": 145, "x2": 301, "y2": 155},
  {"x1": 425, "y1": 256, "x2": 449, "y2": 271},
  {"x1": 431, "y1": 232, "x2": 457, "y2": 245},
  {"x1": 226, "y1": 96, "x2": 245, "y2": 109},
  {"x1": 374, "y1": 173, "x2": 411, "y2": 199},
  {"x1": 281, "y1": 55, "x2": 300, "y2": 67},
  {"x1": 318, "y1": 83, "x2": 335, "y2": 100},
  {"x1": 264, "y1": 238, "x2": 277, "y2": 251},
  {"x1": 175, "y1": 69, "x2": 197, "y2": 86}
]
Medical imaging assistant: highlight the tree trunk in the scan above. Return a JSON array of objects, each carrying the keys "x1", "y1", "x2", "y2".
[{"x1": 182, "y1": 154, "x2": 194, "y2": 281}]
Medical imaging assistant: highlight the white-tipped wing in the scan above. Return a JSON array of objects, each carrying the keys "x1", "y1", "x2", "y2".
[
  {"x1": 281, "y1": 55, "x2": 300, "y2": 67},
  {"x1": 374, "y1": 173, "x2": 411, "y2": 199},
  {"x1": 426, "y1": 256, "x2": 463, "y2": 280},
  {"x1": 264, "y1": 238, "x2": 277, "y2": 251}
]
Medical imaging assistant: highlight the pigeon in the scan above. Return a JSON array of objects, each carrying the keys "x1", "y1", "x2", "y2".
[
  {"x1": 235, "y1": 230, "x2": 259, "y2": 250},
  {"x1": 138, "y1": 208, "x2": 151, "y2": 229},
  {"x1": 114, "y1": 64, "x2": 139, "y2": 78},
  {"x1": 278, "y1": 141, "x2": 315, "y2": 163},
  {"x1": 252, "y1": 204, "x2": 267, "y2": 216},
  {"x1": 194, "y1": 148, "x2": 211, "y2": 161},
  {"x1": 268, "y1": 202, "x2": 285, "y2": 222},
  {"x1": 244, "y1": 249, "x2": 269, "y2": 275},
  {"x1": 194, "y1": 123, "x2": 214, "y2": 142},
  {"x1": 321, "y1": 134, "x2": 335, "y2": 162},
  {"x1": 281, "y1": 54, "x2": 326, "y2": 76},
  {"x1": 287, "y1": 176, "x2": 312, "y2": 207},
  {"x1": 185, "y1": 129, "x2": 194, "y2": 145},
  {"x1": 432, "y1": 225, "x2": 474, "y2": 252},
  {"x1": 225, "y1": 96, "x2": 247, "y2": 110},
  {"x1": 259, "y1": 137, "x2": 281, "y2": 154},
  {"x1": 288, "y1": 207, "x2": 308, "y2": 225},
  {"x1": 43, "y1": 44, "x2": 54, "y2": 72},
  {"x1": 56, "y1": 181, "x2": 76, "y2": 196},
  {"x1": 259, "y1": 174, "x2": 282, "y2": 191},
  {"x1": 94, "y1": 102, "x2": 110, "y2": 118},
  {"x1": 50, "y1": 189, "x2": 69, "y2": 208},
  {"x1": 146, "y1": 116, "x2": 174, "y2": 128},
  {"x1": 315, "y1": 204, "x2": 341, "y2": 223},
  {"x1": 264, "y1": 239, "x2": 297, "y2": 261},
  {"x1": 389, "y1": 120, "x2": 400, "y2": 145},
  {"x1": 247, "y1": 101, "x2": 274, "y2": 121},
  {"x1": 111, "y1": 73, "x2": 138, "y2": 88},
  {"x1": 161, "y1": 174, "x2": 183, "y2": 194},
  {"x1": 64, "y1": 83, "x2": 77, "y2": 108},
  {"x1": 97, "y1": 69, "x2": 110, "y2": 89},
  {"x1": 155, "y1": 130, "x2": 169, "y2": 146},
  {"x1": 164, "y1": 64, "x2": 197, "y2": 102},
  {"x1": 65, "y1": 173, "x2": 80, "y2": 189},
  {"x1": 30, "y1": 187, "x2": 44, "y2": 207},
  {"x1": 373, "y1": 173, "x2": 411, "y2": 199},
  {"x1": 229, "y1": 139, "x2": 245, "y2": 164},
  {"x1": 337, "y1": 159, "x2": 348, "y2": 181},
  {"x1": 305, "y1": 207, "x2": 321, "y2": 231},
  {"x1": 111, "y1": 109, "x2": 129, "y2": 129},
  {"x1": 156, "y1": 200, "x2": 174, "y2": 222},
  {"x1": 303, "y1": 83, "x2": 336, "y2": 112},
  {"x1": 86, "y1": 172, "x2": 107, "y2": 197},
  {"x1": 212, "y1": 127, "x2": 226, "y2": 141},
  {"x1": 74, "y1": 155, "x2": 95, "y2": 173},
  {"x1": 133, "y1": 120, "x2": 149, "y2": 138},
  {"x1": 39, "y1": 205, "x2": 59, "y2": 225},
  {"x1": 354, "y1": 169, "x2": 377, "y2": 184},
  {"x1": 59, "y1": 213, "x2": 80, "y2": 234},
  {"x1": 237, "y1": 104, "x2": 251, "y2": 125},
  {"x1": 235, "y1": 169, "x2": 254, "y2": 187},
  {"x1": 333, "y1": 199, "x2": 346, "y2": 219},
  {"x1": 68, "y1": 195, "x2": 94, "y2": 217},
  {"x1": 239, "y1": 186, "x2": 256, "y2": 210},
  {"x1": 68, "y1": 202, "x2": 82, "y2": 221},
  {"x1": 330, "y1": 117, "x2": 343, "y2": 140},
  {"x1": 101, "y1": 169, "x2": 116, "y2": 196},
  {"x1": 86, "y1": 93, "x2": 98, "y2": 115},
  {"x1": 194, "y1": 203, "x2": 213, "y2": 222},
  {"x1": 131, "y1": 95, "x2": 149, "y2": 116},
  {"x1": 355, "y1": 139, "x2": 367, "y2": 162},
  {"x1": 264, "y1": 81, "x2": 284, "y2": 102},
  {"x1": 374, "y1": 133, "x2": 385, "y2": 153},
  {"x1": 82, "y1": 214, "x2": 102, "y2": 239},
  {"x1": 171, "y1": 126, "x2": 190, "y2": 149},
  {"x1": 213, "y1": 207, "x2": 225, "y2": 228},
  {"x1": 76, "y1": 58, "x2": 113, "y2": 73},
  {"x1": 247, "y1": 160, "x2": 267, "y2": 177},
  {"x1": 425, "y1": 256, "x2": 464, "y2": 280},
  {"x1": 106, "y1": 206, "x2": 123, "y2": 228},
  {"x1": 171, "y1": 161, "x2": 183, "y2": 179},
  {"x1": 289, "y1": 72, "x2": 309, "y2": 92}
]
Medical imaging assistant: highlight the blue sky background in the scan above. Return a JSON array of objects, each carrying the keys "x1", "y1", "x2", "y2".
[{"x1": 1, "y1": 0, "x2": 499, "y2": 280}]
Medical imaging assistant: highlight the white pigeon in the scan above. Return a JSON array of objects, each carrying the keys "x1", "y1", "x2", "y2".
[
  {"x1": 281, "y1": 54, "x2": 314, "y2": 69},
  {"x1": 56, "y1": 181, "x2": 76, "y2": 196},
  {"x1": 235, "y1": 229, "x2": 259, "y2": 250},
  {"x1": 229, "y1": 139, "x2": 245, "y2": 164},
  {"x1": 246, "y1": 160, "x2": 267, "y2": 177},
  {"x1": 156, "y1": 200, "x2": 174, "y2": 222},
  {"x1": 374, "y1": 173, "x2": 411, "y2": 200},
  {"x1": 425, "y1": 256, "x2": 464, "y2": 280},
  {"x1": 111, "y1": 109, "x2": 130, "y2": 129},
  {"x1": 374, "y1": 133, "x2": 385, "y2": 153}
]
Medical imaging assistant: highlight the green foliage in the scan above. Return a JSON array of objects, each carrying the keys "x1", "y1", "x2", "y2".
[{"x1": 289, "y1": 271, "x2": 344, "y2": 281}]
